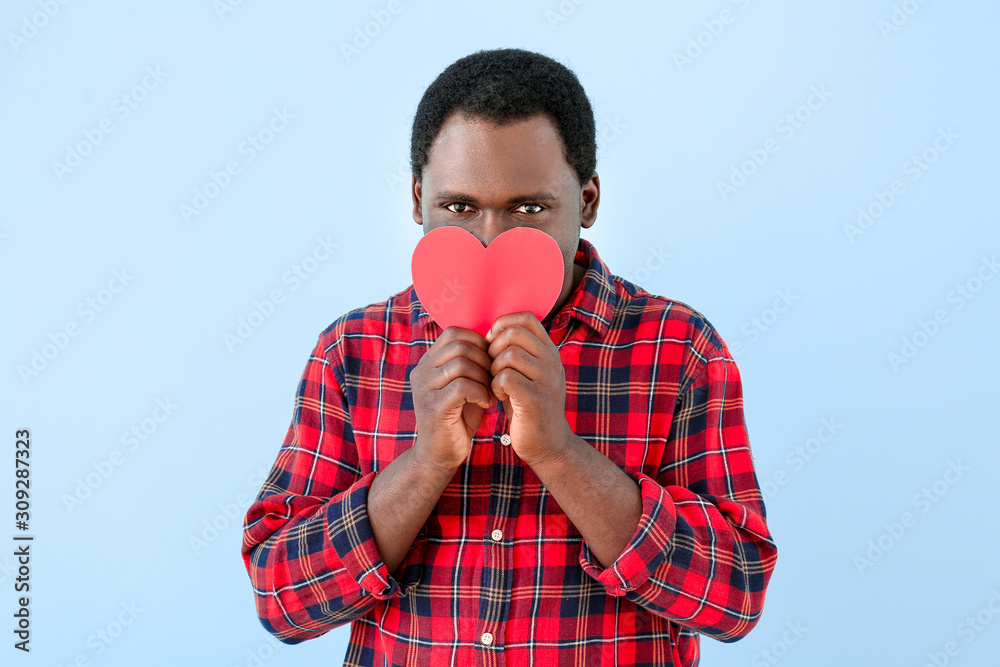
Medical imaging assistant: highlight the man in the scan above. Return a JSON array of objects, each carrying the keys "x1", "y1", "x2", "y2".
[{"x1": 241, "y1": 47, "x2": 777, "y2": 666}]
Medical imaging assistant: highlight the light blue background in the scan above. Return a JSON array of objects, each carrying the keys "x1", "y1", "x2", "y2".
[{"x1": 2, "y1": 1, "x2": 998, "y2": 665}]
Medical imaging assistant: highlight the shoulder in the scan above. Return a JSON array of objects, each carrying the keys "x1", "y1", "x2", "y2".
[
  {"x1": 312, "y1": 286, "x2": 418, "y2": 368},
  {"x1": 611, "y1": 275, "x2": 734, "y2": 379}
]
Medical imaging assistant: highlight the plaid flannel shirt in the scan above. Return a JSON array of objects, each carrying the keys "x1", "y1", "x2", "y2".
[{"x1": 241, "y1": 236, "x2": 777, "y2": 666}]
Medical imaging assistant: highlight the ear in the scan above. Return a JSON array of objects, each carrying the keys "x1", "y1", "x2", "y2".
[
  {"x1": 580, "y1": 172, "x2": 600, "y2": 229},
  {"x1": 412, "y1": 173, "x2": 423, "y2": 226}
]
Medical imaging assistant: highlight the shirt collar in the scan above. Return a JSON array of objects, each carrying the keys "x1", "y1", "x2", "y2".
[{"x1": 411, "y1": 236, "x2": 617, "y2": 338}]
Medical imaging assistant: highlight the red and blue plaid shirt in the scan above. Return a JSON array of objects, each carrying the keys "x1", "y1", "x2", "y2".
[{"x1": 241, "y1": 237, "x2": 777, "y2": 666}]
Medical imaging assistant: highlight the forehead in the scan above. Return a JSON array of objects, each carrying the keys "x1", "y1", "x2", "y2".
[{"x1": 423, "y1": 112, "x2": 574, "y2": 195}]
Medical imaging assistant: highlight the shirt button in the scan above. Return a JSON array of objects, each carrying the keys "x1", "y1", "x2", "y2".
[
  {"x1": 490, "y1": 529, "x2": 503, "y2": 542},
  {"x1": 499, "y1": 433, "x2": 511, "y2": 446},
  {"x1": 480, "y1": 632, "x2": 494, "y2": 645}
]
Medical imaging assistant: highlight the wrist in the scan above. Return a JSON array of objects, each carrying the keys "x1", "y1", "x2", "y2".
[
  {"x1": 408, "y1": 442, "x2": 461, "y2": 481},
  {"x1": 525, "y1": 425, "x2": 579, "y2": 472}
]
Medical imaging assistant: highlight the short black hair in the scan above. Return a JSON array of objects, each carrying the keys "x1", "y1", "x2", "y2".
[{"x1": 410, "y1": 48, "x2": 597, "y2": 188}]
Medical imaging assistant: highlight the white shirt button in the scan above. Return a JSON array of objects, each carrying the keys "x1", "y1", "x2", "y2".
[
  {"x1": 480, "y1": 632, "x2": 494, "y2": 645},
  {"x1": 500, "y1": 433, "x2": 511, "y2": 446},
  {"x1": 491, "y1": 529, "x2": 503, "y2": 542}
]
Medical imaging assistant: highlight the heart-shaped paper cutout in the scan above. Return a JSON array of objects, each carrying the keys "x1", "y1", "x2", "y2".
[{"x1": 411, "y1": 226, "x2": 564, "y2": 336}]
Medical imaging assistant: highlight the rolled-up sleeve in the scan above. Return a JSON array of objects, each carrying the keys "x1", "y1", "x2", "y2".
[
  {"x1": 240, "y1": 335, "x2": 424, "y2": 644},
  {"x1": 579, "y1": 353, "x2": 777, "y2": 642}
]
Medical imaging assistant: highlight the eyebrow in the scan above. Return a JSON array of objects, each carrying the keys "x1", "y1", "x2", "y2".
[{"x1": 433, "y1": 190, "x2": 559, "y2": 205}]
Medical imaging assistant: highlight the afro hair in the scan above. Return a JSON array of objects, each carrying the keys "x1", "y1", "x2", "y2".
[{"x1": 410, "y1": 48, "x2": 597, "y2": 188}]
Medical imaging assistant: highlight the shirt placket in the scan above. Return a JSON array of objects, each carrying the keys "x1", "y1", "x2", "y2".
[{"x1": 474, "y1": 403, "x2": 521, "y2": 666}]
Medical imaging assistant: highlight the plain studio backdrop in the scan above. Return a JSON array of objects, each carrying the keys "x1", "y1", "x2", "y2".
[{"x1": 1, "y1": 1, "x2": 998, "y2": 665}]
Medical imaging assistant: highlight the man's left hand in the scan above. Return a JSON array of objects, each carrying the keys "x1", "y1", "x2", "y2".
[{"x1": 487, "y1": 311, "x2": 572, "y2": 467}]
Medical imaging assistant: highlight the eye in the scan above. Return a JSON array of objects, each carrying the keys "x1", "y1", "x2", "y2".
[
  {"x1": 444, "y1": 202, "x2": 474, "y2": 214},
  {"x1": 515, "y1": 203, "x2": 545, "y2": 214}
]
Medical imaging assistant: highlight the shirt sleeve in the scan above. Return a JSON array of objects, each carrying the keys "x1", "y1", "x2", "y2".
[
  {"x1": 240, "y1": 335, "x2": 426, "y2": 644},
  {"x1": 578, "y1": 352, "x2": 777, "y2": 642}
]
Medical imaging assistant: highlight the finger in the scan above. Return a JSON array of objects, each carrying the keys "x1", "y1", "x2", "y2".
[
  {"x1": 444, "y1": 377, "x2": 494, "y2": 410},
  {"x1": 430, "y1": 338, "x2": 495, "y2": 377},
  {"x1": 491, "y1": 370, "x2": 507, "y2": 403},
  {"x1": 435, "y1": 355, "x2": 495, "y2": 395},
  {"x1": 487, "y1": 311, "x2": 548, "y2": 344},
  {"x1": 490, "y1": 344, "x2": 542, "y2": 381},
  {"x1": 439, "y1": 325, "x2": 491, "y2": 354},
  {"x1": 488, "y1": 327, "x2": 547, "y2": 371},
  {"x1": 491, "y1": 367, "x2": 526, "y2": 404},
  {"x1": 487, "y1": 314, "x2": 549, "y2": 359}
]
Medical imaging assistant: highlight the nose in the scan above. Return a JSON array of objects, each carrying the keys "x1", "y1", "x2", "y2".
[{"x1": 471, "y1": 212, "x2": 506, "y2": 248}]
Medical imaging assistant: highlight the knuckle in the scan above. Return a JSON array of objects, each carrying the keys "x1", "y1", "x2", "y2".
[
  {"x1": 448, "y1": 376, "x2": 470, "y2": 393},
  {"x1": 446, "y1": 355, "x2": 473, "y2": 378}
]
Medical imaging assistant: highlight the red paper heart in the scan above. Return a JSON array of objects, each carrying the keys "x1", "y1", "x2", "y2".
[{"x1": 411, "y1": 226, "x2": 565, "y2": 336}]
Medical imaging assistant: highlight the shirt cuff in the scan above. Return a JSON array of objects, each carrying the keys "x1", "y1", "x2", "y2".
[
  {"x1": 327, "y1": 470, "x2": 426, "y2": 601},
  {"x1": 578, "y1": 472, "x2": 676, "y2": 597}
]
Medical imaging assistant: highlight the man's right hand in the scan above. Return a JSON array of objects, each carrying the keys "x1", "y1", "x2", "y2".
[{"x1": 409, "y1": 326, "x2": 496, "y2": 471}]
